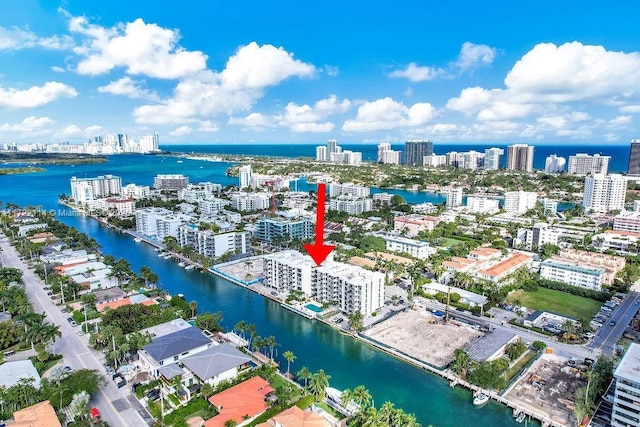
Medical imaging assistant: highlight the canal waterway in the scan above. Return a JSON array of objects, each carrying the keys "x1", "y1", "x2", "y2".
[{"x1": 0, "y1": 154, "x2": 523, "y2": 426}]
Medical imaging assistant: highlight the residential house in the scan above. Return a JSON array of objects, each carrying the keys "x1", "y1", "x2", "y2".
[
  {"x1": 256, "y1": 406, "x2": 333, "y2": 427},
  {"x1": 205, "y1": 376, "x2": 274, "y2": 427},
  {"x1": 9, "y1": 400, "x2": 62, "y2": 427}
]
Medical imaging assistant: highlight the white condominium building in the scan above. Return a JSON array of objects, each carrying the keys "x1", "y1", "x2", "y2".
[
  {"x1": 377, "y1": 143, "x2": 402, "y2": 165},
  {"x1": 503, "y1": 191, "x2": 537, "y2": 214},
  {"x1": 230, "y1": 193, "x2": 271, "y2": 212},
  {"x1": 198, "y1": 198, "x2": 226, "y2": 215},
  {"x1": 316, "y1": 146, "x2": 328, "y2": 161},
  {"x1": 178, "y1": 225, "x2": 249, "y2": 258},
  {"x1": 484, "y1": 148, "x2": 504, "y2": 170},
  {"x1": 153, "y1": 174, "x2": 189, "y2": 190},
  {"x1": 446, "y1": 187, "x2": 463, "y2": 208},
  {"x1": 135, "y1": 207, "x2": 173, "y2": 239},
  {"x1": 121, "y1": 183, "x2": 151, "y2": 200},
  {"x1": 70, "y1": 175, "x2": 122, "y2": 202},
  {"x1": 583, "y1": 174, "x2": 627, "y2": 213},
  {"x1": 465, "y1": 197, "x2": 500, "y2": 214},
  {"x1": 614, "y1": 211, "x2": 640, "y2": 233},
  {"x1": 238, "y1": 165, "x2": 252, "y2": 188},
  {"x1": 373, "y1": 232, "x2": 434, "y2": 259},
  {"x1": 539, "y1": 259, "x2": 605, "y2": 290},
  {"x1": 612, "y1": 343, "x2": 640, "y2": 427},
  {"x1": 329, "y1": 183, "x2": 370, "y2": 198},
  {"x1": 329, "y1": 196, "x2": 373, "y2": 215},
  {"x1": 423, "y1": 154, "x2": 446, "y2": 168},
  {"x1": 544, "y1": 155, "x2": 566, "y2": 174},
  {"x1": 263, "y1": 251, "x2": 385, "y2": 316},
  {"x1": 568, "y1": 153, "x2": 610, "y2": 175}
]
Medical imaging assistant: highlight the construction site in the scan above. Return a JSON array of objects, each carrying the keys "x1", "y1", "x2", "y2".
[
  {"x1": 364, "y1": 309, "x2": 482, "y2": 368},
  {"x1": 504, "y1": 353, "x2": 586, "y2": 427}
]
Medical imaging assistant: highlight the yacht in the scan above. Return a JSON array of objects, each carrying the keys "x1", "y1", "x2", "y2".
[
  {"x1": 133, "y1": 237, "x2": 142, "y2": 243},
  {"x1": 515, "y1": 412, "x2": 526, "y2": 423},
  {"x1": 185, "y1": 264, "x2": 195, "y2": 270},
  {"x1": 473, "y1": 391, "x2": 489, "y2": 406},
  {"x1": 178, "y1": 262, "x2": 186, "y2": 267}
]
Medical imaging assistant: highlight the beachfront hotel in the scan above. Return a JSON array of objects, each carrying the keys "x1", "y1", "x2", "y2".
[{"x1": 263, "y1": 250, "x2": 385, "y2": 316}]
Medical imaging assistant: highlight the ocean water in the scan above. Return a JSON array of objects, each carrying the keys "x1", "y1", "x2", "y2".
[{"x1": 164, "y1": 143, "x2": 632, "y2": 173}]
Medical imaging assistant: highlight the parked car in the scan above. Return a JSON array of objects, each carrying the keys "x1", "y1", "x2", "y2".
[{"x1": 146, "y1": 389, "x2": 160, "y2": 401}]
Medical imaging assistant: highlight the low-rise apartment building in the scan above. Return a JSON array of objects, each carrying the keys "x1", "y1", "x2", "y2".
[{"x1": 393, "y1": 214, "x2": 440, "y2": 238}]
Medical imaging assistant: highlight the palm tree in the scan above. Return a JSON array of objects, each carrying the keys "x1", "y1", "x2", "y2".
[
  {"x1": 452, "y1": 349, "x2": 472, "y2": 379},
  {"x1": 352, "y1": 385, "x2": 372, "y2": 409},
  {"x1": 41, "y1": 323, "x2": 62, "y2": 352},
  {"x1": 308, "y1": 369, "x2": 330, "y2": 401},
  {"x1": 296, "y1": 366, "x2": 312, "y2": 389},
  {"x1": 283, "y1": 350, "x2": 296, "y2": 377},
  {"x1": 378, "y1": 401, "x2": 396, "y2": 425},
  {"x1": 189, "y1": 300, "x2": 198, "y2": 318}
]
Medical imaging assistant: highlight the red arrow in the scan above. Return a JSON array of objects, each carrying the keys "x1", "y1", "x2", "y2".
[{"x1": 303, "y1": 182, "x2": 335, "y2": 266}]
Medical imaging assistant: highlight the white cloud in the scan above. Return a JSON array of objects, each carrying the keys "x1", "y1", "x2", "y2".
[
  {"x1": 342, "y1": 97, "x2": 435, "y2": 132},
  {"x1": 198, "y1": 120, "x2": 219, "y2": 133},
  {"x1": 447, "y1": 42, "x2": 640, "y2": 125},
  {"x1": 291, "y1": 122, "x2": 334, "y2": 133},
  {"x1": 454, "y1": 42, "x2": 497, "y2": 72},
  {"x1": 610, "y1": 115, "x2": 632, "y2": 126},
  {"x1": 51, "y1": 66, "x2": 66, "y2": 73},
  {"x1": 388, "y1": 62, "x2": 444, "y2": 82},
  {"x1": 220, "y1": 42, "x2": 315, "y2": 90},
  {"x1": 0, "y1": 26, "x2": 73, "y2": 50},
  {"x1": 620, "y1": 105, "x2": 640, "y2": 113},
  {"x1": 59, "y1": 124, "x2": 82, "y2": 138},
  {"x1": 57, "y1": 124, "x2": 103, "y2": 139},
  {"x1": 324, "y1": 65, "x2": 339, "y2": 76},
  {"x1": 504, "y1": 42, "x2": 640, "y2": 103},
  {"x1": 169, "y1": 125, "x2": 192, "y2": 136},
  {"x1": 228, "y1": 113, "x2": 272, "y2": 128},
  {"x1": 0, "y1": 82, "x2": 77, "y2": 108},
  {"x1": 134, "y1": 42, "x2": 317, "y2": 125},
  {"x1": 69, "y1": 17, "x2": 207, "y2": 79},
  {"x1": 0, "y1": 116, "x2": 55, "y2": 131},
  {"x1": 98, "y1": 77, "x2": 159, "y2": 100}
]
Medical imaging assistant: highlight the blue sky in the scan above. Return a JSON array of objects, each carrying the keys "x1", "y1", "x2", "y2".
[{"x1": 1, "y1": 0, "x2": 639, "y2": 145}]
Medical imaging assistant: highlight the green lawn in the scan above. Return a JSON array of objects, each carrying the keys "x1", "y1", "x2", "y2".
[
  {"x1": 438, "y1": 237, "x2": 465, "y2": 248},
  {"x1": 504, "y1": 350, "x2": 537, "y2": 384},
  {"x1": 507, "y1": 288, "x2": 602, "y2": 320}
]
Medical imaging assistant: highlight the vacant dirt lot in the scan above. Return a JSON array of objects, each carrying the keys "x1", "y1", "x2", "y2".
[
  {"x1": 505, "y1": 354, "x2": 585, "y2": 427},
  {"x1": 365, "y1": 309, "x2": 482, "y2": 367}
]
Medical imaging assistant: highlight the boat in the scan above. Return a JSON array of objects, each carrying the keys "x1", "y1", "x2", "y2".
[
  {"x1": 473, "y1": 391, "x2": 490, "y2": 406},
  {"x1": 178, "y1": 262, "x2": 186, "y2": 267},
  {"x1": 157, "y1": 252, "x2": 166, "y2": 257},
  {"x1": 515, "y1": 412, "x2": 526, "y2": 423},
  {"x1": 134, "y1": 237, "x2": 142, "y2": 243},
  {"x1": 185, "y1": 265, "x2": 195, "y2": 270}
]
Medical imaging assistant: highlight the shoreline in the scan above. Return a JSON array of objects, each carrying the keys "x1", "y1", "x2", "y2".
[{"x1": 58, "y1": 201, "x2": 564, "y2": 426}]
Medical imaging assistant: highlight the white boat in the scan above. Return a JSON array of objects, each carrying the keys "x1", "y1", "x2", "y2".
[
  {"x1": 515, "y1": 412, "x2": 526, "y2": 423},
  {"x1": 178, "y1": 262, "x2": 186, "y2": 267},
  {"x1": 134, "y1": 237, "x2": 142, "y2": 243},
  {"x1": 184, "y1": 265, "x2": 195, "y2": 270},
  {"x1": 157, "y1": 252, "x2": 166, "y2": 257},
  {"x1": 473, "y1": 392, "x2": 490, "y2": 406}
]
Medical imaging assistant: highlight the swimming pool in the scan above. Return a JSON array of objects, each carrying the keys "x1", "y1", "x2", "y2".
[{"x1": 304, "y1": 303, "x2": 323, "y2": 313}]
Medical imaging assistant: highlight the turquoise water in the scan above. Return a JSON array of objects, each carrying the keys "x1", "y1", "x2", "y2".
[
  {"x1": 0, "y1": 154, "x2": 525, "y2": 426},
  {"x1": 305, "y1": 303, "x2": 323, "y2": 313}
]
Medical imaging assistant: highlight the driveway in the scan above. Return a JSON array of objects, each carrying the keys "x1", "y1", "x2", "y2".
[{"x1": 0, "y1": 233, "x2": 151, "y2": 427}]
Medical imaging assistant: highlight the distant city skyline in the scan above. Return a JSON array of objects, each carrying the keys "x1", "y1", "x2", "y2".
[{"x1": 0, "y1": 1, "x2": 639, "y2": 145}]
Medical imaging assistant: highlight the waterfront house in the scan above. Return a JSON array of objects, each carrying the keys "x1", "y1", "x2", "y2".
[
  {"x1": 180, "y1": 343, "x2": 252, "y2": 387},
  {"x1": 256, "y1": 405, "x2": 333, "y2": 427},
  {"x1": 205, "y1": 376, "x2": 274, "y2": 427},
  {"x1": 138, "y1": 326, "x2": 215, "y2": 378}
]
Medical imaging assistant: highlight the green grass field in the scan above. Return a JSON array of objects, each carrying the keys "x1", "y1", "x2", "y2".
[
  {"x1": 506, "y1": 288, "x2": 602, "y2": 320},
  {"x1": 438, "y1": 237, "x2": 465, "y2": 248}
]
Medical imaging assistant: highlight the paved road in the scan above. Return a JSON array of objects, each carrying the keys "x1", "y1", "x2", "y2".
[
  {"x1": 587, "y1": 289, "x2": 640, "y2": 356},
  {"x1": 0, "y1": 233, "x2": 150, "y2": 427}
]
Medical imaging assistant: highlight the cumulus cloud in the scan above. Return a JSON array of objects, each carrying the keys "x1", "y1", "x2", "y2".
[
  {"x1": 134, "y1": 42, "x2": 316, "y2": 124},
  {"x1": 0, "y1": 116, "x2": 55, "y2": 132},
  {"x1": 342, "y1": 97, "x2": 435, "y2": 132},
  {"x1": 0, "y1": 26, "x2": 73, "y2": 50},
  {"x1": 389, "y1": 42, "x2": 496, "y2": 82},
  {"x1": 98, "y1": 77, "x2": 159, "y2": 100},
  {"x1": 220, "y1": 42, "x2": 315, "y2": 90},
  {"x1": 169, "y1": 125, "x2": 192, "y2": 136},
  {"x1": 69, "y1": 16, "x2": 207, "y2": 79},
  {"x1": 51, "y1": 66, "x2": 66, "y2": 73},
  {"x1": 57, "y1": 124, "x2": 103, "y2": 139},
  {"x1": 388, "y1": 63, "x2": 444, "y2": 82},
  {"x1": 0, "y1": 82, "x2": 77, "y2": 108},
  {"x1": 454, "y1": 42, "x2": 497, "y2": 72},
  {"x1": 447, "y1": 41, "x2": 640, "y2": 127},
  {"x1": 228, "y1": 113, "x2": 273, "y2": 128}
]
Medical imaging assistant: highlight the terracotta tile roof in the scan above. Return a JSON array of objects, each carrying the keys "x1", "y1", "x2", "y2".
[
  {"x1": 256, "y1": 406, "x2": 332, "y2": 427},
  {"x1": 96, "y1": 297, "x2": 131, "y2": 312},
  {"x1": 54, "y1": 261, "x2": 89, "y2": 273},
  {"x1": 11, "y1": 400, "x2": 62, "y2": 427},
  {"x1": 470, "y1": 247, "x2": 501, "y2": 257},
  {"x1": 205, "y1": 377, "x2": 272, "y2": 427},
  {"x1": 479, "y1": 253, "x2": 532, "y2": 278}
]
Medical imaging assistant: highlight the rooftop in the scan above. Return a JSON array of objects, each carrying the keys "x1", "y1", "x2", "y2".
[
  {"x1": 479, "y1": 253, "x2": 532, "y2": 277},
  {"x1": 205, "y1": 376, "x2": 274, "y2": 427},
  {"x1": 142, "y1": 326, "x2": 212, "y2": 361},
  {"x1": 0, "y1": 360, "x2": 41, "y2": 389},
  {"x1": 466, "y1": 329, "x2": 518, "y2": 362},
  {"x1": 614, "y1": 342, "x2": 640, "y2": 383},
  {"x1": 256, "y1": 406, "x2": 332, "y2": 427},
  {"x1": 541, "y1": 259, "x2": 606, "y2": 276},
  {"x1": 181, "y1": 343, "x2": 251, "y2": 381},
  {"x1": 10, "y1": 400, "x2": 62, "y2": 427}
]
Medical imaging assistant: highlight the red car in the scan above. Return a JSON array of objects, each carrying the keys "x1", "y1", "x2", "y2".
[{"x1": 90, "y1": 407, "x2": 100, "y2": 419}]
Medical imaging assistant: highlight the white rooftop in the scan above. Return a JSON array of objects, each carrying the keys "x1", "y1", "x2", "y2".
[{"x1": 615, "y1": 342, "x2": 640, "y2": 383}]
